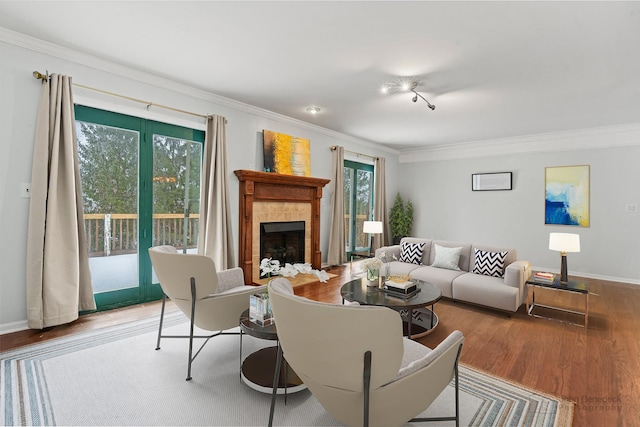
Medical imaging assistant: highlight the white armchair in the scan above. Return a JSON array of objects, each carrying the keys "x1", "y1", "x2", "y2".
[
  {"x1": 268, "y1": 277, "x2": 464, "y2": 427},
  {"x1": 149, "y1": 245, "x2": 266, "y2": 380}
]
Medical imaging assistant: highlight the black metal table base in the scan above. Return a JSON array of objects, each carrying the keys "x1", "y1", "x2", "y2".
[{"x1": 397, "y1": 306, "x2": 439, "y2": 338}]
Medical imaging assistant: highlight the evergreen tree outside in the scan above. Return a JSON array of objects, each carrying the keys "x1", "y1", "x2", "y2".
[
  {"x1": 76, "y1": 121, "x2": 203, "y2": 253},
  {"x1": 342, "y1": 162, "x2": 373, "y2": 252},
  {"x1": 152, "y1": 135, "x2": 202, "y2": 216},
  {"x1": 77, "y1": 122, "x2": 138, "y2": 214},
  {"x1": 77, "y1": 123, "x2": 202, "y2": 216}
]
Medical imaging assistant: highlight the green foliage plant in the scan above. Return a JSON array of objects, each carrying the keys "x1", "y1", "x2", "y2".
[
  {"x1": 403, "y1": 200, "x2": 414, "y2": 237},
  {"x1": 389, "y1": 193, "x2": 404, "y2": 240},
  {"x1": 389, "y1": 193, "x2": 414, "y2": 242}
]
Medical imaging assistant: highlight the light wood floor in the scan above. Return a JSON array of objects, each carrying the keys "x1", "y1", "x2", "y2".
[{"x1": 2, "y1": 264, "x2": 639, "y2": 427}]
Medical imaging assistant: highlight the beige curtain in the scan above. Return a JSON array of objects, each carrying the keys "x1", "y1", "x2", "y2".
[
  {"x1": 372, "y1": 156, "x2": 388, "y2": 251},
  {"x1": 327, "y1": 146, "x2": 346, "y2": 266},
  {"x1": 26, "y1": 74, "x2": 96, "y2": 329},
  {"x1": 197, "y1": 115, "x2": 235, "y2": 269}
]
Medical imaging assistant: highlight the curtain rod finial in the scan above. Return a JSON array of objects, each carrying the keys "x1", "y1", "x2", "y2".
[{"x1": 33, "y1": 71, "x2": 48, "y2": 81}]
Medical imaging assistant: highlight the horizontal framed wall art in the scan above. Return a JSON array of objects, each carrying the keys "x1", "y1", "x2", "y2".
[
  {"x1": 472, "y1": 172, "x2": 512, "y2": 191},
  {"x1": 545, "y1": 165, "x2": 590, "y2": 227}
]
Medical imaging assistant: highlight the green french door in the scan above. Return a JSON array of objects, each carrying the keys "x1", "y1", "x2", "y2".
[
  {"x1": 75, "y1": 105, "x2": 205, "y2": 310},
  {"x1": 343, "y1": 160, "x2": 374, "y2": 259}
]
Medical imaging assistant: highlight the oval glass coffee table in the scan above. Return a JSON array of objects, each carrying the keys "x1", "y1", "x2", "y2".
[{"x1": 340, "y1": 277, "x2": 441, "y2": 339}]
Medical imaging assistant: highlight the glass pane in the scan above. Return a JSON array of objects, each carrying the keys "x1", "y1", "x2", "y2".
[
  {"x1": 77, "y1": 121, "x2": 140, "y2": 294},
  {"x1": 355, "y1": 170, "x2": 373, "y2": 250},
  {"x1": 343, "y1": 167, "x2": 354, "y2": 252},
  {"x1": 151, "y1": 135, "x2": 202, "y2": 282}
]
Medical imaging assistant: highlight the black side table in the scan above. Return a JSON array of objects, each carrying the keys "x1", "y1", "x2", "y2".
[
  {"x1": 238, "y1": 309, "x2": 305, "y2": 395},
  {"x1": 525, "y1": 277, "x2": 589, "y2": 327}
]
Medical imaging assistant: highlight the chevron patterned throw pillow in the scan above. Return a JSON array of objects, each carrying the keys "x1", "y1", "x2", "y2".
[
  {"x1": 400, "y1": 241, "x2": 425, "y2": 265},
  {"x1": 472, "y1": 248, "x2": 508, "y2": 278}
]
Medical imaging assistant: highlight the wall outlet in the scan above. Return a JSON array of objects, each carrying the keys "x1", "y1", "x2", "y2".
[
  {"x1": 20, "y1": 183, "x2": 31, "y2": 198},
  {"x1": 626, "y1": 203, "x2": 638, "y2": 213}
]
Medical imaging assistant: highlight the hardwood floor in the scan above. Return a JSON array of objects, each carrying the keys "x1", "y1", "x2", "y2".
[{"x1": 2, "y1": 264, "x2": 639, "y2": 427}]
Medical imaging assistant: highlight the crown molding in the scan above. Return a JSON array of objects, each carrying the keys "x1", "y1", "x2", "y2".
[
  {"x1": 398, "y1": 122, "x2": 640, "y2": 163},
  {"x1": 8, "y1": 25, "x2": 634, "y2": 162},
  {"x1": 1, "y1": 26, "x2": 397, "y2": 156}
]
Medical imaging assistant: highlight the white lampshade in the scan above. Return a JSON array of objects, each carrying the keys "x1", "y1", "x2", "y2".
[
  {"x1": 363, "y1": 221, "x2": 383, "y2": 234},
  {"x1": 549, "y1": 233, "x2": 581, "y2": 253}
]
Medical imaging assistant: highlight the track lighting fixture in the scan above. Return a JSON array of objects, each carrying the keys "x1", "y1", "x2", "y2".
[
  {"x1": 380, "y1": 79, "x2": 436, "y2": 110},
  {"x1": 410, "y1": 90, "x2": 435, "y2": 110}
]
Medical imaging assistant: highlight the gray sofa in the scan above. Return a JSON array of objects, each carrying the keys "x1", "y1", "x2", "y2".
[{"x1": 375, "y1": 237, "x2": 532, "y2": 314}]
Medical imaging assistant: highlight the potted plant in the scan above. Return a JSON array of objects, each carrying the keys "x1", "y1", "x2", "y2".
[{"x1": 389, "y1": 193, "x2": 414, "y2": 244}]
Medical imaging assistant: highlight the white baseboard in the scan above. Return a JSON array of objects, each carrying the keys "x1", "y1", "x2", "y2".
[
  {"x1": 531, "y1": 266, "x2": 640, "y2": 286},
  {"x1": 0, "y1": 320, "x2": 29, "y2": 335}
]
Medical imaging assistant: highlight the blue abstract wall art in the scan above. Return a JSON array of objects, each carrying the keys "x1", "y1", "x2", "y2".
[{"x1": 545, "y1": 165, "x2": 590, "y2": 227}]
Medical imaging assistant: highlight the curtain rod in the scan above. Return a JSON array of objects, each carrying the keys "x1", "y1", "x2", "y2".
[
  {"x1": 33, "y1": 70, "x2": 210, "y2": 120},
  {"x1": 330, "y1": 145, "x2": 377, "y2": 160}
]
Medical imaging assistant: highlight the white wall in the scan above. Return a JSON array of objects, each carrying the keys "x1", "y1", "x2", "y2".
[
  {"x1": 0, "y1": 38, "x2": 400, "y2": 330},
  {"x1": 399, "y1": 145, "x2": 640, "y2": 283}
]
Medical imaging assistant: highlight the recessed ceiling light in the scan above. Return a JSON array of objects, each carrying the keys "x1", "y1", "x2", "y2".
[{"x1": 306, "y1": 106, "x2": 321, "y2": 114}]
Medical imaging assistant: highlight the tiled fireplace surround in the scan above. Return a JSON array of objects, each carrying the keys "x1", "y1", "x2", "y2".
[
  {"x1": 252, "y1": 203, "x2": 311, "y2": 281},
  {"x1": 234, "y1": 170, "x2": 330, "y2": 285}
]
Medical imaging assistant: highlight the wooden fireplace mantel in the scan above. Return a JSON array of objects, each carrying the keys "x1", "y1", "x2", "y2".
[{"x1": 234, "y1": 170, "x2": 330, "y2": 284}]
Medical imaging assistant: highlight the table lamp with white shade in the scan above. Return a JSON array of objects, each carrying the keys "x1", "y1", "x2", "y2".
[
  {"x1": 363, "y1": 220, "x2": 383, "y2": 235},
  {"x1": 549, "y1": 232, "x2": 580, "y2": 283},
  {"x1": 363, "y1": 221, "x2": 383, "y2": 255},
  {"x1": 348, "y1": 221, "x2": 383, "y2": 276}
]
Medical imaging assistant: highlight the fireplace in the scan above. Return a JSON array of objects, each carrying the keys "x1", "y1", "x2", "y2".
[
  {"x1": 260, "y1": 221, "x2": 305, "y2": 275},
  {"x1": 235, "y1": 170, "x2": 330, "y2": 284}
]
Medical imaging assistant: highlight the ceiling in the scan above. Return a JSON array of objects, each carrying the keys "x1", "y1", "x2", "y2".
[{"x1": 1, "y1": 1, "x2": 639, "y2": 151}]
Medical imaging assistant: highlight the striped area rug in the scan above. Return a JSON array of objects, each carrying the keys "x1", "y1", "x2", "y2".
[{"x1": 1, "y1": 313, "x2": 573, "y2": 426}]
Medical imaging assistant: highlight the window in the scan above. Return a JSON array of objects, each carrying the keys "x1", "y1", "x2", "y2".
[
  {"x1": 343, "y1": 160, "x2": 374, "y2": 258},
  {"x1": 75, "y1": 105, "x2": 204, "y2": 310}
]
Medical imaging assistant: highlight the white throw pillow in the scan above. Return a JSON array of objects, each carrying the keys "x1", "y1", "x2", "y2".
[{"x1": 431, "y1": 244, "x2": 462, "y2": 271}]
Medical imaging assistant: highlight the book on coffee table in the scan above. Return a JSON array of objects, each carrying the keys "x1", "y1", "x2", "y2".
[
  {"x1": 384, "y1": 279, "x2": 417, "y2": 293},
  {"x1": 383, "y1": 279, "x2": 418, "y2": 296},
  {"x1": 382, "y1": 286, "x2": 421, "y2": 300}
]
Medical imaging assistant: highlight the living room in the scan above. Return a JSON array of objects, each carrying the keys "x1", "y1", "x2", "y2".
[{"x1": 1, "y1": 2, "x2": 639, "y2": 426}]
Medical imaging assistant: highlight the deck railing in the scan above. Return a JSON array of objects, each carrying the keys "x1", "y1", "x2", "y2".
[
  {"x1": 85, "y1": 212, "x2": 367, "y2": 257},
  {"x1": 84, "y1": 213, "x2": 200, "y2": 257}
]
